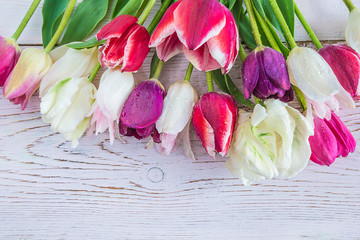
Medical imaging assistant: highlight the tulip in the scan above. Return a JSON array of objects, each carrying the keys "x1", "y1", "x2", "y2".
[
  {"x1": 192, "y1": 92, "x2": 237, "y2": 158},
  {"x1": 96, "y1": 15, "x2": 150, "y2": 72},
  {"x1": 119, "y1": 79, "x2": 165, "y2": 140},
  {"x1": 0, "y1": 36, "x2": 21, "y2": 86},
  {"x1": 3, "y1": 48, "x2": 52, "y2": 110},
  {"x1": 40, "y1": 77, "x2": 96, "y2": 147},
  {"x1": 286, "y1": 46, "x2": 355, "y2": 119},
  {"x1": 88, "y1": 68, "x2": 135, "y2": 144},
  {"x1": 226, "y1": 99, "x2": 314, "y2": 185},
  {"x1": 154, "y1": 80, "x2": 198, "y2": 158},
  {"x1": 318, "y1": 44, "x2": 360, "y2": 100},
  {"x1": 242, "y1": 46, "x2": 293, "y2": 101},
  {"x1": 345, "y1": 8, "x2": 360, "y2": 54},
  {"x1": 309, "y1": 112, "x2": 356, "y2": 166},
  {"x1": 39, "y1": 46, "x2": 98, "y2": 97},
  {"x1": 149, "y1": 0, "x2": 239, "y2": 74}
]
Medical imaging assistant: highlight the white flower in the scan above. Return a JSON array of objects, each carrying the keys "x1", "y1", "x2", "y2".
[
  {"x1": 225, "y1": 99, "x2": 314, "y2": 185},
  {"x1": 41, "y1": 77, "x2": 96, "y2": 147},
  {"x1": 346, "y1": 8, "x2": 360, "y2": 54},
  {"x1": 39, "y1": 46, "x2": 98, "y2": 97},
  {"x1": 154, "y1": 80, "x2": 198, "y2": 159},
  {"x1": 286, "y1": 46, "x2": 354, "y2": 119},
  {"x1": 88, "y1": 68, "x2": 135, "y2": 144}
]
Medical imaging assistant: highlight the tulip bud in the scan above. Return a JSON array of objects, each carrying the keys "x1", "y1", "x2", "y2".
[
  {"x1": 286, "y1": 46, "x2": 355, "y2": 119},
  {"x1": 319, "y1": 44, "x2": 360, "y2": 100},
  {"x1": 309, "y1": 112, "x2": 356, "y2": 166},
  {"x1": 39, "y1": 46, "x2": 98, "y2": 97},
  {"x1": 242, "y1": 46, "x2": 293, "y2": 101},
  {"x1": 154, "y1": 80, "x2": 198, "y2": 158},
  {"x1": 89, "y1": 68, "x2": 135, "y2": 144},
  {"x1": 40, "y1": 77, "x2": 96, "y2": 147},
  {"x1": 3, "y1": 48, "x2": 52, "y2": 110},
  {"x1": 226, "y1": 100, "x2": 314, "y2": 185},
  {"x1": 119, "y1": 79, "x2": 165, "y2": 140},
  {"x1": 345, "y1": 8, "x2": 360, "y2": 54},
  {"x1": 0, "y1": 36, "x2": 21, "y2": 86},
  {"x1": 192, "y1": 92, "x2": 237, "y2": 158},
  {"x1": 96, "y1": 15, "x2": 150, "y2": 72}
]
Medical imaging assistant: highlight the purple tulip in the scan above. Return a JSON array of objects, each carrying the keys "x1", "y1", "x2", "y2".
[
  {"x1": 309, "y1": 112, "x2": 356, "y2": 166},
  {"x1": 242, "y1": 46, "x2": 293, "y2": 102},
  {"x1": 0, "y1": 35, "x2": 21, "y2": 86},
  {"x1": 318, "y1": 44, "x2": 360, "y2": 100},
  {"x1": 119, "y1": 79, "x2": 165, "y2": 139}
]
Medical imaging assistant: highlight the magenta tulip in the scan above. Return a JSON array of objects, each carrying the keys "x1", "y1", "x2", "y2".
[
  {"x1": 309, "y1": 112, "x2": 356, "y2": 166},
  {"x1": 242, "y1": 46, "x2": 293, "y2": 102},
  {"x1": 119, "y1": 79, "x2": 165, "y2": 140},
  {"x1": 0, "y1": 36, "x2": 21, "y2": 86},
  {"x1": 192, "y1": 92, "x2": 238, "y2": 158},
  {"x1": 96, "y1": 15, "x2": 150, "y2": 72},
  {"x1": 319, "y1": 44, "x2": 360, "y2": 100},
  {"x1": 149, "y1": 0, "x2": 239, "y2": 74}
]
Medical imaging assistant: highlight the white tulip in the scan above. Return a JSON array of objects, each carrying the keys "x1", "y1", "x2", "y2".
[
  {"x1": 225, "y1": 99, "x2": 314, "y2": 185},
  {"x1": 39, "y1": 47, "x2": 98, "y2": 97},
  {"x1": 41, "y1": 77, "x2": 96, "y2": 147},
  {"x1": 154, "y1": 80, "x2": 198, "y2": 158},
  {"x1": 286, "y1": 46, "x2": 354, "y2": 119},
  {"x1": 88, "y1": 68, "x2": 135, "y2": 144},
  {"x1": 346, "y1": 8, "x2": 360, "y2": 54}
]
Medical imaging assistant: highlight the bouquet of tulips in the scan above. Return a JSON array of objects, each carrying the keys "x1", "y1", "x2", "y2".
[{"x1": 0, "y1": 0, "x2": 359, "y2": 185}]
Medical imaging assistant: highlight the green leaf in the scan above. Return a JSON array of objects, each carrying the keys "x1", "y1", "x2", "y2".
[
  {"x1": 210, "y1": 70, "x2": 230, "y2": 94},
  {"x1": 111, "y1": 0, "x2": 145, "y2": 19},
  {"x1": 150, "y1": 52, "x2": 161, "y2": 78},
  {"x1": 60, "y1": 0, "x2": 109, "y2": 44},
  {"x1": 228, "y1": 0, "x2": 237, "y2": 10},
  {"x1": 42, "y1": 0, "x2": 68, "y2": 47},
  {"x1": 67, "y1": 37, "x2": 106, "y2": 50},
  {"x1": 266, "y1": 20, "x2": 290, "y2": 57}
]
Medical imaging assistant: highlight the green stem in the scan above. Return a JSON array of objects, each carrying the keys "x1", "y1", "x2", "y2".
[
  {"x1": 268, "y1": 0, "x2": 297, "y2": 49},
  {"x1": 152, "y1": 60, "x2": 164, "y2": 79},
  {"x1": 138, "y1": 0, "x2": 157, "y2": 25},
  {"x1": 238, "y1": 43, "x2": 247, "y2": 62},
  {"x1": 206, "y1": 72, "x2": 214, "y2": 92},
  {"x1": 253, "y1": 4, "x2": 282, "y2": 52},
  {"x1": 244, "y1": 0, "x2": 262, "y2": 46},
  {"x1": 184, "y1": 63, "x2": 194, "y2": 82},
  {"x1": 134, "y1": 0, "x2": 149, "y2": 19},
  {"x1": 292, "y1": 85, "x2": 307, "y2": 111},
  {"x1": 343, "y1": 0, "x2": 356, "y2": 11},
  {"x1": 12, "y1": 0, "x2": 41, "y2": 40},
  {"x1": 44, "y1": 0, "x2": 77, "y2": 53},
  {"x1": 294, "y1": 3, "x2": 323, "y2": 50},
  {"x1": 89, "y1": 63, "x2": 101, "y2": 82},
  {"x1": 147, "y1": 0, "x2": 172, "y2": 34}
]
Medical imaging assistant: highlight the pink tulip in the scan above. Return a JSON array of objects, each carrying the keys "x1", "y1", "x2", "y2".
[
  {"x1": 309, "y1": 112, "x2": 356, "y2": 166},
  {"x1": 192, "y1": 92, "x2": 238, "y2": 158},
  {"x1": 0, "y1": 36, "x2": 21, "y2": 86},
  {"x1": 119, "y1": 79, "x2": 166, "y2": 140},
  {"x1": 149, "y1": 0, "x2": 239, "y2": 74},
  {"x1": 96, "y1": 15, "x2": 150, "y2": 72},
  {"x1": 319, "y1": 44, "x2": 360, "y2": 100}
]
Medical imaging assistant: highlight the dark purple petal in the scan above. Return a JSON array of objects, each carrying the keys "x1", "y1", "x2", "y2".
[{"x1": 242, "y1": 50, "x2": 259, "y2": 99}]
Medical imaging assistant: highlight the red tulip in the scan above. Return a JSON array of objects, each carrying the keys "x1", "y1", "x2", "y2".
[
  {"x1": 309, "y1": 112, "x2": 356, "y2": 166},
  {"x1": 192, "y1": 92, "x2": 238, "y2": 158},
  {"x1": 96, "y1": 15, "x2": 150, "y2": 72},
  {"x1": 319, "y1": 44, "x2": 360, "y2": 100},
  {"x1": 149, "y1": 0, "x2": 239, "y2": 74}
]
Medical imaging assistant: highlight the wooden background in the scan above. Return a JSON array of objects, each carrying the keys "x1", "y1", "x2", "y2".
[{"x1": 1, "y1": 0, "x2": 359, "y2": 239}]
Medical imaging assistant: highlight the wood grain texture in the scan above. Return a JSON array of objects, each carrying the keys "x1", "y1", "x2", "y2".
[{"x1": 1, "y1": 1, "x2": 360, "y2": 239}]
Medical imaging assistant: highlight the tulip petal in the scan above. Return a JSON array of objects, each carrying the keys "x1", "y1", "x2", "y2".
[
  {"x1": 183, "y1": 44, "x2": 222, "y2": 72},
  {"x1": 207, "y1": 5, "x2": 239, "y2": 74},
  {"x1": 96, "y1": 15, "x2": 138, "y2": 40},
  {"x1": 149, "y1": 1, "x2": 182, "y2": 47},
  {"x1": 156, "y1": 32, "x2": 183, "y2": 62},
  {"x1": 179, "y1": 121, "x2": 196, "y2": 161},
  {"x1": 345, "y1": 8, "x2": 360, "y2": 54},
  {"x1": 121, "y1": 25, "x2": 150, "y2": 72},
  {"x1": 0, "y1": 36, "x2": 21, "y2": 85},
  {"x1": 155, "y1": 133, "x2": 178, "y2": 155},
  {"x1": 242, "y1": 50, "x2": 260, "y2": 99},
  {"x1": 173, "y1": 0, "x2": 226, "y2": 50}
]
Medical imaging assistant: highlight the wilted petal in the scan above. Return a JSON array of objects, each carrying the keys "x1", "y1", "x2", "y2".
[
  {"x1": 345, "y1": 8, "x2": 360, "y2": 54},
  {"x1": 183, "y1": 44, "x2": 222, "y2": 72},
  {"x1": 173, "y1": 0, "x2": 226, "y2": 50},
  {"x1": 96, "y1": 15, "x2": 138, "y2": 40}
]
